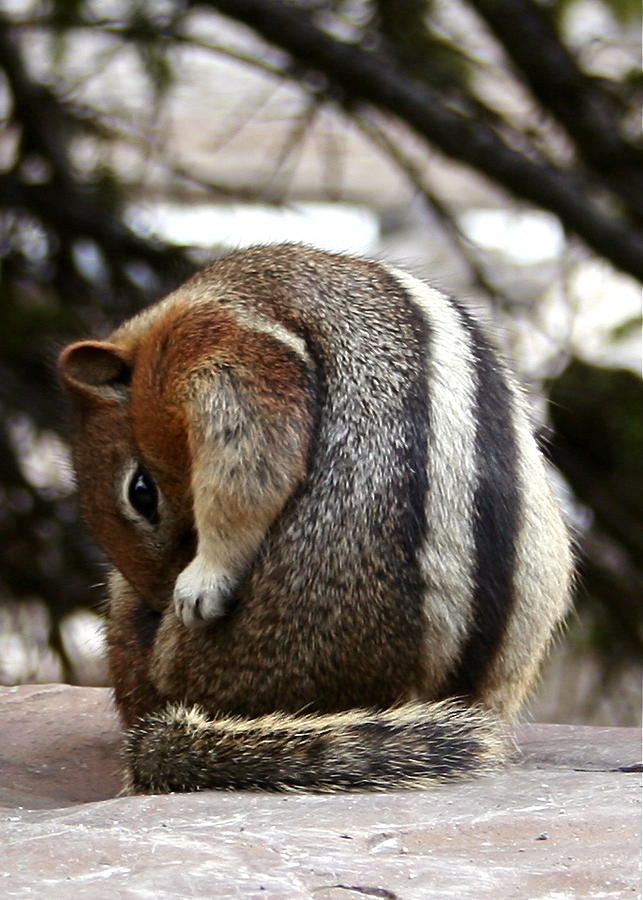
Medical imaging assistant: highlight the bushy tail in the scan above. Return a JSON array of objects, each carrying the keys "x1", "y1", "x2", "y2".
[{"x1": 124, "y1": 700, "x2": 507, "y2": 794}]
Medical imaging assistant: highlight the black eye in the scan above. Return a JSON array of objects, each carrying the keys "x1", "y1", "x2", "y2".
[{"x1": 127, "y1": 466, "x2": 159, "y2": 524}]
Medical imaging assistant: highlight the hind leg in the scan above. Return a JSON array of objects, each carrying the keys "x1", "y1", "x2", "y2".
[{"x1": 106, "y1": 571, "x2": 167, "y2": 726}]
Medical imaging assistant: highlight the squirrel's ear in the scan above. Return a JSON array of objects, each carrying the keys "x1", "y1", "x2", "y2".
[{"x1": 58, "y1": 341, "x2": 132, "y2": 404}]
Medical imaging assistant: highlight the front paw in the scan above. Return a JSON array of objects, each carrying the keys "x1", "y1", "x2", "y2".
[{"x1": 173, "y1": 558, "x2": 237, "y2": 627}]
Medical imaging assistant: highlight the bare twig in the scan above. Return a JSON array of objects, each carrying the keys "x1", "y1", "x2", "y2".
[
  {"x1": 351, "y1": 111, "x2": 514, "y2": 309},
  {"x1": 468, "y1": 0, "x2": 643, "y2": 217},
  {"x1": 259, "y1": 98, "x2": 320, "y2": 197}
]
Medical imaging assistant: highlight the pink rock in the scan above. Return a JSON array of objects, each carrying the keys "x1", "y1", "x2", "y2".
[{"x1": 0, "y1": 684, "x2": 640, "y2": 898}]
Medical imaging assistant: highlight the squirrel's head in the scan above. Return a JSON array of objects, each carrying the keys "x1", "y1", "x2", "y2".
[
  {"x1": 58, "y1": 337, "x2": 197, "y2": 609},
  {"x1": 58, "y1": 283, "x2": 315, "y2": 617}
]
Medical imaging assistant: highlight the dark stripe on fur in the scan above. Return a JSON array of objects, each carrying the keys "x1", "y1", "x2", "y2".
[
  {"x1": 379, "y1": 270, "x2": 432, "y2": 629},
  {"x1": 446, "y1": 303, "x2": 520, "y2": 698}
]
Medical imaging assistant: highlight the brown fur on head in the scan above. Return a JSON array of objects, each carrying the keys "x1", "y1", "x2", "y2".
[
  {"x1": 59, "y1": 334, "x2": 195, "y2": 610},
  {"x1": 59, "y1": 299, "x2": 314, "y2": 615}
]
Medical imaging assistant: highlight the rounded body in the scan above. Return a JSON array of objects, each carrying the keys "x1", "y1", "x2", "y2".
[{"x1": 59, "y1": 245, "x2": 572, "y2": 790}]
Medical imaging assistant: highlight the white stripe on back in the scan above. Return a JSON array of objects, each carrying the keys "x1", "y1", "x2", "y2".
[{"x1": 387, "y1": 268, "x2": 479, "y2": 696}]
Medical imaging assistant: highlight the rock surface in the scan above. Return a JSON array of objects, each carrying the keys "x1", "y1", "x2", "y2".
[{"x1": 0, "y1": 683, "x2": 640, "y2": 899}]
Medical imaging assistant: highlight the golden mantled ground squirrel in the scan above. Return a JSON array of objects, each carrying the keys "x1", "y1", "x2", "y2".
[{"x1": 59, "y1": 244, "x2": 572, "y2": 793}]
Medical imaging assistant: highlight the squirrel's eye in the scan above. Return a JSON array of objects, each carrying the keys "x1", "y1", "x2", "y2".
[{"x1": 127, "y1": 466, "x2": 159, "y2": 524}]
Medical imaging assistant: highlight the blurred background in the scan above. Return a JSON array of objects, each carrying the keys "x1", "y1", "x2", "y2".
[{"x1": 0, "y1": 0, "x2": 641, "y2": 725}]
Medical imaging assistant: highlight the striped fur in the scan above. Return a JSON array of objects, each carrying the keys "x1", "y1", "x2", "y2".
[
  {"x1": 125, "y1": 701, "x2": 505, "y2": 794},
  {"x1": 58, "y1": 243, "x2": 572, "y2": 792}
]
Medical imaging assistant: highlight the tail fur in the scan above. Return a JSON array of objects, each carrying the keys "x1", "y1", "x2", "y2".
[{"x1": 124, "y1": 700, "x2": 507, "y2": 794}]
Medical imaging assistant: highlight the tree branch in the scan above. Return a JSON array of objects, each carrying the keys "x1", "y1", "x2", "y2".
[
  {"x1": 0, "y1": 171, "x2": 191, "y2": 276},
  {"x1": 201, "y1": 0, "x2": 643, "y2": 281},
  {"x1": 469, "y1": 0, "x2": 643, "y2": 219},
  {"x1": 0, "y1": 15, "x2": 76, "y2": 186},
  {"x1": 0, "y1": 12, "x2": 191, "y2": 284}
]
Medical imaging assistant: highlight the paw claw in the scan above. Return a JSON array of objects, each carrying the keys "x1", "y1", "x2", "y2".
[{"x1": 173, "y1": 557, "x2": 236, "y2": 627}]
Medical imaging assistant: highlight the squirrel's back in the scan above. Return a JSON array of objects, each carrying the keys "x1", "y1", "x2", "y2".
[{"x1": 59, "y1": 244, "x2": 572, "y2": 793}]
